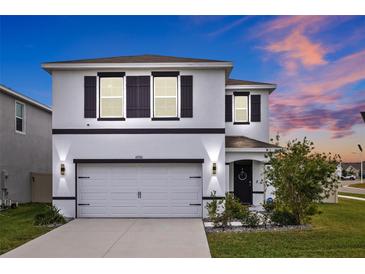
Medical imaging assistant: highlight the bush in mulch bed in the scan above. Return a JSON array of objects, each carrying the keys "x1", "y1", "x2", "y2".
[
  {"x1": 204, "y1": 223, "x2": 311, "y2": 233},
  {"x1": 205, "y1": 192, "x2": 310, "y2": 232}
]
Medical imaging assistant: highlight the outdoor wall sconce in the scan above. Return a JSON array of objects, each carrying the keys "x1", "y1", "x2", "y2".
[
  {"x1": 212, "y1": 162, "x2": 217, "y2": 176},
  {"x1": 60, "y1": 163, "x2": 65, "y2": 176}
]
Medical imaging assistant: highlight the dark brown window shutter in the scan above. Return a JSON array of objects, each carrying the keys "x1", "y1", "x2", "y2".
[
  {"x1": 225, "y1": 95, "x2": 232, "y2": 122},
  {"x1": 251, "y1": 95, "x2": 261, "y2": 122},
  {"x1": 181, "y1": 76, "x2": 193, "y2": 118},
  {"x1": 84, "y1": 76, "x2": 96, "y2": 118},
  {"x1": 127, "y1": 76, "x2": 150, "y2": 118}
]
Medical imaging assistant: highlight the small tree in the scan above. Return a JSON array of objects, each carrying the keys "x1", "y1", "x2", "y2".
[{"x1": 264, "y1": 137, "x2": 340, "y2": 225}]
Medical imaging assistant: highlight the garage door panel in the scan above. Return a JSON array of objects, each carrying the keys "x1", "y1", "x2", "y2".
[
  {"x1": 141, "y1": 191, "x2": 169, "y2": 200},
  {"x1": 79, "y1": 192, "x2": 108, "y2": 201},
  {"x1": 110, "y1": 192, "x2": 138, "y2": 201},
  {"x1": 171, "y1": 191, "x2": 201, "y2": 201},
  {"x1": 77, "y1": 163, "x2": 202, "y2": 218},
  {"x1": 78, "y1": 206, "x2": 108, "y2": 217}
]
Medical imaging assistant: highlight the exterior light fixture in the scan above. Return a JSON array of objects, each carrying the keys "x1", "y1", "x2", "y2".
[
  {"x1": 212, "y1": 163, "x2": 217, "y2": 175},
  {"x1": 60, "y1": 163, "x2": 65, "y2": 176}
]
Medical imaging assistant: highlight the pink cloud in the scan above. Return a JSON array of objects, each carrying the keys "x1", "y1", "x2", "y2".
[
  {"x1": 257, "y1": 16, "x2": 335, "y2": 73},
  {"x1": 265, "y1": 30, "x2": 328, "y2": 73},
  {"x1": 254, "y1": 16, "x2": 365, "y2": 140}
]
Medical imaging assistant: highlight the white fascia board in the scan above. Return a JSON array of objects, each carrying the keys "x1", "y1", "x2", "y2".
[
  {"x1": 42, "y1": 62, "x2": 233, "y2": 72},
  {"x1": 225, "y1": 84, "x2": 277, "y2": 90},
  {"x1": 225, "y1": 148, "x2": 278, "y2": 153},
  {"x1": 0, "y1": 84, "x2": 52, "y2": 113}
]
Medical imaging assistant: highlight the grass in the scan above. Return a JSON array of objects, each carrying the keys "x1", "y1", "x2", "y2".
[
  {"x1": 348, "y1": 183, "x2": 365, "y2": 189},
  {"x1": 207, "y1": 198, "x2": 365, "y2": 257},
  {"x1": 0, "y1": 203, "x2": 54, "y2": 255},
  {"x1": 339, "y1": 192, "x2": 365, "y2": 199}
]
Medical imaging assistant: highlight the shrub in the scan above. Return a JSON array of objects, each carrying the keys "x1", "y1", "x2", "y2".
[
  {"x1": 244, "y1": 212, "x2": 260, "y2": 228},
  {"x1": 34, "y1": 205, "x2": 66, "y2": 226},
  {"x1": 264, "y1": 137, "x2": 340, "y2": 224},
  {"x1": 219, "y1": 193, "x2": 246, "y2": 228},
  {"x1": 206, "y1": 191, "x2": 221, "y2": 227},
  {"x1": 206, "y1": 192, "x2": 261, "y2": 228},
  {"x1": 270, "y1": 210, "x2": 298, "y2": 226}
]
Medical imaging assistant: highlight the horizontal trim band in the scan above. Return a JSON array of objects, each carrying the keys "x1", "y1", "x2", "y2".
[
  {"x1": 233, "y1": 122, "x2": 250, "y2": 125},
  {"x1": 97, "y1": 118, "x2": 126, "y2": 121},
  {"x1": 53, "y1": 196, "x2": 76, "y2": 200},
  {"x1": 52, "y1": 128, "x2": 225, "y2": 134},
  {"x1": 97, "y1": 72, "x2": 125, "y2": 77},
  {"x1": 73, "y1": 158, "x2": 204, "y2": 164},
  {"x1": 252, "y1": 191, "x2": 265, "y2": 194},
  {"x1": 202, "y1": 196, "x2": 225, "y2": 200},
  {"x1": 233, "y1": 91, "x2": 250, "y2": 96},
  {"x1": 151, "y1": 117, "x2": 180, "y2": 121}
]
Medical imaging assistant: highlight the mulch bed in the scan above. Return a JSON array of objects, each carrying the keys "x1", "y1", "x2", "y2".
[{"x1": 205, "y1": 223, "x2": 311, "y2": 233}]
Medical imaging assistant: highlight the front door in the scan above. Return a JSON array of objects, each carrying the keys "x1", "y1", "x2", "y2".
[{"x1": 234, "y1": 160, "x2": 253, "y2": 204}]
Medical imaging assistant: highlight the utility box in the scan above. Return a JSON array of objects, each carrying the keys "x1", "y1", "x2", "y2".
[
  {"x1": 31, "y1": 173, "x2": 52, "y2": 203},
  {"x1": 323, "y1": 190, "x2": 338, "y2": 203}
]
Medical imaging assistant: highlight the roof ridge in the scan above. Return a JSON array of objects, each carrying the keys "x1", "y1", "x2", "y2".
[{"x1": 43, "y1": 54, "x2": 231, "y2": 64}]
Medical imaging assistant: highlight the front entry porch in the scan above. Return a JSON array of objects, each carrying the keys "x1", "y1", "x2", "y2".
[{"x1": 225, "y1": 135, "x2": 280, "y2": 207}]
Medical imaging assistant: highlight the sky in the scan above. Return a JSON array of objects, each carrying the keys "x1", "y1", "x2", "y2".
[{"x1": 0, "y1": 16, "x2": 364, "y2": 162}]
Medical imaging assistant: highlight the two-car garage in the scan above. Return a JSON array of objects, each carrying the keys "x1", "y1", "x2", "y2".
[{"x1": 76, "y1": 162, "x2": 203, "y2": 218}]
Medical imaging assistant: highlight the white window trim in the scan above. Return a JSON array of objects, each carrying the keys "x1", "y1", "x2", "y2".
[
  {"x1": 153, "y1": 76, "x2": 178, "y2": 118},
  {"x1": 15, "y1": 100, "x2": 26, "y2": 134},
  {"x1": 99, "y1": 77, "x2": 125, "y2": 118},
  {"x1": 234, "y1": 95, "x2": 249, "y2": 123}
]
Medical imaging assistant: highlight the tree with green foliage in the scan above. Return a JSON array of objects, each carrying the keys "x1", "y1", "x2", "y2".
[{"x1": 264, "y1": 137, "x2": 340, "y2": 225}]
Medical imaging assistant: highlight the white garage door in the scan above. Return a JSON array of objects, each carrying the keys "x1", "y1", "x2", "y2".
[{"x1": 77, "y1": 163, "x2": 202, "y2": 218}]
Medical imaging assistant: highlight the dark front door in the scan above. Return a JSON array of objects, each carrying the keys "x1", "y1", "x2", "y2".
[{"x1": 234, "y1": 160, "x2": 253, "y2": 204}]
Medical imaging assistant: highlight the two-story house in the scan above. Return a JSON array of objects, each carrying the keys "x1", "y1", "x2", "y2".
[
  {"x1": 0, "y1": 84, "x2": 52, "y2": 204},
  {"x1": 43, "y1": 54, "x2": 278, "y2": 218}
]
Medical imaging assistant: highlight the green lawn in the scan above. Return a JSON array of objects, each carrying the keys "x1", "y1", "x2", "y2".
[
  {"x1": 207, "y1": 198, "x2": 365, "y2": 257},
  {"x1": 0, "y1": 203, "x2": 54, "y2": 255},
  {"x1": 348, "y1": 183, "x2": 365, "y2": 189},
  {"x1": 339, "y1": 192, "x2": 365, "y2": 199}
]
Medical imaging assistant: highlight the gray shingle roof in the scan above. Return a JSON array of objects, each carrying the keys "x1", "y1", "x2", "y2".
[
  {"x1": 226, "y1": 78, "x2": 275, "y2": 86},
  {"x1": 44, "y1": 54, "x2": 230, "y2": 64},
  {"x1": 0, "y1": 84, "x2": 52, "y2": 113},
  {"x1": 226, "y1": 136, "x2": 280, "y2": 149}
]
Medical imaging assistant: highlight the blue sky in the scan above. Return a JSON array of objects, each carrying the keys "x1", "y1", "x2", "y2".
[{"x1": 1, "y1": 16, "x2": 364, "y2": 161}]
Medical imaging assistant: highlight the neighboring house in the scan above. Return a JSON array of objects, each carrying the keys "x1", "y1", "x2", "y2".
[
  {"x1": 43, "y1": 54, "x2": 279, "y2": 218},
  {"x1": 341, "y1": 162, "x2": 364, "y2": 178},
  {"x1": 0, "y1": 84, "x2": 52, "y2": 203}
]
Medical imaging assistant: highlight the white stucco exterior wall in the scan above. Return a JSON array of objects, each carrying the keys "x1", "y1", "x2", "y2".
[
  {"x1": 52, "y1": 69, "x2": 225, "y2": 129},
  {"x1": 51, "y1": 68, "x2": 227, "y2": 218},
  {"x1": 225, "y1": 89, "x2": 270, "y2": 142}
]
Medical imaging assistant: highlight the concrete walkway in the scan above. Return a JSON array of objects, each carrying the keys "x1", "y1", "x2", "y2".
[
  {"x1": 338, "y1": 195, "x2": 365, "y2": 201},
  {"x1": 2, "y1": 219, "x2": 211, "y2": 258},
  {"x1": 339, "y1": 180, "x2": 365, "y2": 195},
  {"x1": 339, "y1": 186, "x2": 365, "y2": 195}
]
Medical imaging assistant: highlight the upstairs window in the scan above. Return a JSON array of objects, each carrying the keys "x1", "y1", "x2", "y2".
[
  {"x1": 15, "y1": 101, "x2": 25, "y2": 133},
  {"x1": 234, "y1": 95, "x2": 249, "y2": 123},
  {"x1": 99, "y1": 77, "x2": 124, "y2": 118},
  {"x1": 153, "y1": 77, "x2": 178, "y2": 118}
]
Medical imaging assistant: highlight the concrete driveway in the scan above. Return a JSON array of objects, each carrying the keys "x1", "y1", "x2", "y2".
[{"x1": 2, "y1": 219, "x2": 211, "y2": 258}]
